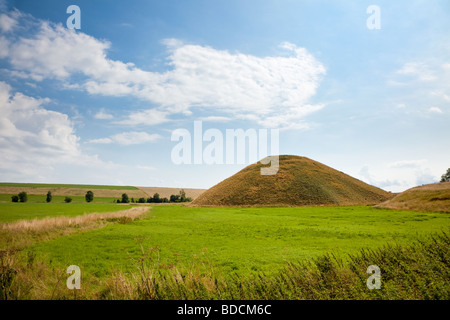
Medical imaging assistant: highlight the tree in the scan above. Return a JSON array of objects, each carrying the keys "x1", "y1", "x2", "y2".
[
  {"x1": 85, "y1": 190, "x2": 94, "y2": 202},
  {"x1": 153, "y1": 193, "x2": 161, "y2": 203},
  {"x1": 138, "y1": 197, "x2": 146, "y2": 203},
  {"x1": 179, "y1": 189, "x2": 186, "y2": 202},
  {"x1": 46, "y1": 191, "x2": 52, "y2": 203},
  {"x1": 170, "y1": 194, "x2": 180, "y2": 202},
  {"x1": 121, "y1": 193, "x2": 130, "y2": 204},
  {"x1": 441, "y1": 168, "x2": 450, "y2": 182},
  {"x1": 64, "y1": 196, "x2": 72, "y2": 203},
  {"x1": 11, "y1": 195, "x2": 19, "y2": 202},
  {"x1": 18, "y1": 191, "x2": 28, "y2": 203}
]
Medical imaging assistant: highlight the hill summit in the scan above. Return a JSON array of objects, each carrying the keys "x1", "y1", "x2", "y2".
[{"x1": 192, "y1": 155, "x2": 392, "y2": 206}]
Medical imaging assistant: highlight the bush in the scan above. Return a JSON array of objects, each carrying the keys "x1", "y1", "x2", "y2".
[
  {"x1": 11, "y1": 195, "x2": 19, "y2": 203},
  {"x1": 18, "y1": 192, "x2": 27, "y2": 203},
  {"x1": 138, "y1": 198, "x2": 146, "y2": 203},
  {"x1": 46, "y1": 191, "x2": 52, "y2": 203},
  {"x1": 121, "y1": 193, "x2": 129, "y2": 204},
  {"x1": 85, "y1": 190, "x2": 94, "y2": 203},
  {"x1": 64, "y1": 197, "x2": 72, "y2": 203}
]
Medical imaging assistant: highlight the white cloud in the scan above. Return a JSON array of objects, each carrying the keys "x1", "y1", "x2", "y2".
[
  {"x1": 388, "y1": 159, "x2": 427, "y2": 169},
  {"x1": 396, "y1": 62, "x2": 436, "y2": 82},
  {"x1": 199, "y1": 116, "x2": 232, "y2": 122},
  {"x1": 0, "y1": 12, "x2": 18, "y2": 32},
  {"x1": 0, "y1": 81, "x2": 83, "y2": 179},
  {"x1": 358, "y1": 161, "x2": 440, "y2": 193},
  {"x1": 94, "y1": 108, "x2": 113, "y2": 120},
  {"x1": 0, "y1": 81, "x2": 163, "y2": 184},
  {"x1": 428, "y1": 106, "x2": 443, "y2": 114},
  {"x1": 115, "y1": 109, "x2": 169, "y2": 126},
  {"x1": 87, "y1": 137, "x2": 113, "y2": 144},
  {"x1": 88, "y1": 131, "x2": 161, "y2": 145},
  {"x1": 0, "y1": 10, "x2": 326, "y2": 129}
]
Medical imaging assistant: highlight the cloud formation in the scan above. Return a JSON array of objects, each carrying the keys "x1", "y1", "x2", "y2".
[
  {"x1": 0, "y1": 10, "x2": 326, "y2": 129},
  {"x1": 88, "y1": 131, "x2": 161, "y2": 145},
  {"x1": 0, "y1": 81, "x2": 82, "y2": 179}
]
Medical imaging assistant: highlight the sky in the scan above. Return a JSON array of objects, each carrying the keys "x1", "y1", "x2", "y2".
[{"x1": 0, "y1": 0, "x2": 449, "y2": 192}]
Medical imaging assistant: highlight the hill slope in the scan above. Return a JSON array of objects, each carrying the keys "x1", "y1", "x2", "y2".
[
  {"x1": 377, "y1": 182, "x2": 450, "y2": 213},
  {"x1": 192, "y1": 155, "x2": 392, "y2": 206},
  {"x1": 0, "y1": 183, "x2": 205, "y2": 200}
]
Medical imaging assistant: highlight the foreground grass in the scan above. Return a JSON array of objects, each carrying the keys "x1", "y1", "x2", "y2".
[
  {"x1": 2, "y1": 233, "x2": 448, "y2": 299},
  {"x1": 0, "y1": 207, "x2": 151, "y2": 251},
  {"x1": 26, "y1": 206, "x2": 450, "y2": 278}
]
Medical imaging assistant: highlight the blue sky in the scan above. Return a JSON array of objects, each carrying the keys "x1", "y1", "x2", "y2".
[{"x1": 0, "y1": 0, "x2": 449, "y2": 191}]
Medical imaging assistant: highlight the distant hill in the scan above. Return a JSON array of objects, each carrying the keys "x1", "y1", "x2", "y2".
[
  {"x1": 377, "y1": 182, "x2": 450, "y2": 213},
  {"x1": 0, "y1": 183, "x2": 205, "y2": 200},
  {"x1": 192, "y1": 155, "x2": 393, "y2": 207}
]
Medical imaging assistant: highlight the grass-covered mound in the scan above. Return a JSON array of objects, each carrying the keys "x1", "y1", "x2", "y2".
[
  {"x1": 377, "y1": 182, "x2": 450, "y2": 213},
  {"x1": 192, "y1": 155, "x2": 393, "y2": 206}
]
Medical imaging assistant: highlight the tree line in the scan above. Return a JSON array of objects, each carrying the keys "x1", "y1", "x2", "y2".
[
  {"x1": 116, "y1": 189, "x2": 192, "y2": 203},
  {"x1": 10, "y1": 189, "x2": 193, "y2": 204},
  {"x1": 11, "y1": 190, "x2": 95, "y2": 203}
]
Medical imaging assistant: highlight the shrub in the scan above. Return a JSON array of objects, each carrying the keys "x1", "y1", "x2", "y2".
[
  {"x1": 11, "y1": 195, "x2": 19, "y2": 203},
  {"x1": 121, "y1": 193, "x2": 129, "y2": 204},
  {"x1": 85, "y1": 190, "x2": 94, "y2": 203},
  {"x1": 46, "y1": 191, "x2": 52, "y2": 203},
  {"x1": 138, "y1": 198, "x2": 146, "y2": 203},
  {"x1": 18, "y1": 192, "x2": 27, "y2": 203},
  {"x1": 64, "y1": 197, "x2": 72, "y2": 203}
]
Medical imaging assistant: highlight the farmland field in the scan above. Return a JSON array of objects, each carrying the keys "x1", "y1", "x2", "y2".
[
  {"x1": 24, "y1": 205, "x2": 450, "y2": 276},
  {"x1": 1, "y1": 201, "x2": 449, "y2": 299},
  {"x1": 0, "y1": 202, "x2": 133, "y2": 223}
]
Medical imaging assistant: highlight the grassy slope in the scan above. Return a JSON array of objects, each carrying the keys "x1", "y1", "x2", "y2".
[
  {"x1": 193, "y1": 155, "x2": 393, "y2": 206},
  {"x1": 0, "y1": 183, "x2": 139, "y2": 190},
  {"x1": 27, "y1": 205, "x2": 449, "y2": 277},
  {"x1": 378, "y1": 182, "x2": 450, "y2": 213},
  {"x1": 0, "y1": 183, "x2": 205, "y2": 199}
]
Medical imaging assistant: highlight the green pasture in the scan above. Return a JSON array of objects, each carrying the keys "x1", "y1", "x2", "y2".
[
  {"x1": 0, "y1": 202, "x2": 136, "y2": 223},
  {"x1": 25, "y1": 205, "x2": 449, "y2": 277}
]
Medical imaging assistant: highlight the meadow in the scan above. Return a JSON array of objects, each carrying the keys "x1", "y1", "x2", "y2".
[
  {"x1": 26, "y1": 205, "x2": 449, "y2": 276},
  {"x1": 0, "y1": 201, "x2": 129, "y2": 223},
  {"x1": 1, "y1": 201, "x2": 449, "y2": 299}
]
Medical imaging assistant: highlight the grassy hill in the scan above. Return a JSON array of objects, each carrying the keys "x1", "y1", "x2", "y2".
[
  {"x1": 0, "y1": 183, "x2": 205, "y2": 200},
  {"x1": 377, "y1": 182, "x2": 450, "y2": 213},
  {"x1": 192, "y1": 155, "x2": 393, "y2": 206}
]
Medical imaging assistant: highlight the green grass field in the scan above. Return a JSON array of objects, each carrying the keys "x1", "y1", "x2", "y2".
[
  {"x1": 0, "y1": 182, "x2": 138, "y2": 190},
  {"x1": 26, "y1": 205, "x2": 449, "y2": 278},
  {"x1": 0, "y1": 202, "x2": 133, "y2": 223}
]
